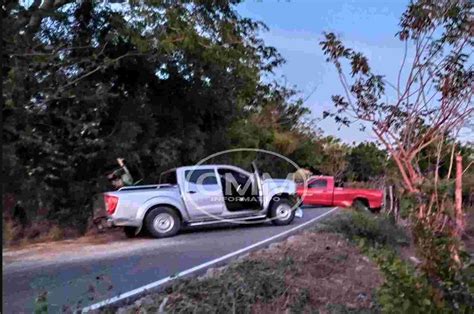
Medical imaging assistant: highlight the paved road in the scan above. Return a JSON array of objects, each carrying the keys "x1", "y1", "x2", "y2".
[{"x1": 3, "y1": 206, "x2": 337, "y2": 313}]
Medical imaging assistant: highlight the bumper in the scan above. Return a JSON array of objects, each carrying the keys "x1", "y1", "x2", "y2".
[{"x1": 94, "y1": 216, "x2": 141, "y2": 228}]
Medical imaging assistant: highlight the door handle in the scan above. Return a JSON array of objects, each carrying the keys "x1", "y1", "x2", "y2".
[{"x1": 187, "y1": 190, "x2": 197, "y2": 194}]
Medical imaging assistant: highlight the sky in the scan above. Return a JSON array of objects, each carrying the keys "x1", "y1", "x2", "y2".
[{"x1": 236, "y1": 0, "x2": 410, "y2": 143}]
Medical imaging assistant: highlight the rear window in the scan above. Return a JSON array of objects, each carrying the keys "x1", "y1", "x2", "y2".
[
  {"x1": 159, "y1": 170, "x2": 177, "y2": 185},
  {"x1": 309, "y1": 179, "x2": 327, "y2": 188}
]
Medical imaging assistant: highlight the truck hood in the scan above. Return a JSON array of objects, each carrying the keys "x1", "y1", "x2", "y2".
[{"x1": 262, "y1": 178, "x2": 296, "y2": 194}]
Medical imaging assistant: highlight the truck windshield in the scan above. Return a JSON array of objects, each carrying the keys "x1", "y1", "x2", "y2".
[{"x1": 159, "y1": 170, "x2": 177, "y2": 185}]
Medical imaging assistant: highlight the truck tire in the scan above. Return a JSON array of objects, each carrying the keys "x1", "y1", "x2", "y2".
[
  {"x1": 123, "y1": 226, "x2": 138, "y2": 238},
  {"x1": 269, "y1": 197, "x2": 295, "y2": 226},
  {"x1": 145, "y1": 206, "x2": 181, "y2": 238},
  {"x1": 353, "y1": 199, "x2": 369, "y2": 212}
]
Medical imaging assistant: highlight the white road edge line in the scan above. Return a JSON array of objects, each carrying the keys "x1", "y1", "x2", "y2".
[{"x1": 81, "y1": 207, "x2": 338, "y2": 312}]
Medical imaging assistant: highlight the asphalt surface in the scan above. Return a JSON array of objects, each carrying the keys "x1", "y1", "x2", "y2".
[{"x1": 3, "y1": 206, "x2": 337, "y2": 313}]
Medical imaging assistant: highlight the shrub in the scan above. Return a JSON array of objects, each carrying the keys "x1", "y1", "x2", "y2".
[
  {"x1": 3, "y1": 220, "x2": 14, "y2": 246},
  {"x1": 320, "y1": 210, "x2": 473, "y2": 313},
  {"x1": 46, "y1": 225, "x2": 65, "y2": 241},
  {"x1": 3, "y1": 219, "x2": 25, "y2": 246},
  {"x1": 34, "y1": 292, "x2": 48, "y2": 314},
  {"x1": 367, "y1": 247, "x2": 444, "y2": 313},
  {"x1": 319, "y1": 211, "x2": 409, "y2": 248}
]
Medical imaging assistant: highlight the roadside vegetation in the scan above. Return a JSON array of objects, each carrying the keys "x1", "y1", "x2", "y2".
[
  {"x1": 320, "y1": 0, "x2": 474, "y2": 312},
  {"x1": 105, "y1": 209, "x2": 472, "y2": 313},
  {"x1": 105, "y1": 224, "x2": 384, "y2": 314},
  {"x1": 323, "y1": 211, "x2": 474, "y2": 313}
]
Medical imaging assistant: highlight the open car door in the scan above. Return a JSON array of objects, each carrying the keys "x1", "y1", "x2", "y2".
[{"x1": 251, "y1": 161, "x2": 264, "y2": 209}]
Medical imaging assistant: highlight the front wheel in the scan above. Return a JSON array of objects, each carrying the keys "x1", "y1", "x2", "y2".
[
  {"x1": 269, "y1": 198, "x2": 295, "y2": 226},
  {"x1": 145, "y1": 207, "x2": 181, "y2": 238}
]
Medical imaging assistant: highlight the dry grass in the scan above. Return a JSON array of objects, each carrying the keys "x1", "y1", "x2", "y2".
[
  {"x1": 250, "y1": 232, "x2": 383, "y2": 313},
  {"x1": 2, "y1": 219, "x2": 84, "y2": 249}
]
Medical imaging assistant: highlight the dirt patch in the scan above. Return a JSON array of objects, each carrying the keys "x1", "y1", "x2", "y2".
[
  {"x1": 249, "y1": 232, "x2": 383, "y2": 313},
  {"x1": 4, "y1": 227, "x2": 124, "y2": 251},
  {"x1": 3, "y1": 228, "x2": 127, "y2": 265}
]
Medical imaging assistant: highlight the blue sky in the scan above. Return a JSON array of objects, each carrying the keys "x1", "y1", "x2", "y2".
[{"x1": 237, "y1": 0, "x2": 410, "y2": 143}]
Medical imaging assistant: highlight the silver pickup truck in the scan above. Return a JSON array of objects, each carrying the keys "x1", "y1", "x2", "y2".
[{"x1": 94, "y1": 163, "x2": 299, "y2": 238}]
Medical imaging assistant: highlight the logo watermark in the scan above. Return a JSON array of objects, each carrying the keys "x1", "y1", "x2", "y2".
[{"x1": 178, "y1": 148, "x2": 309, "y2": 224}]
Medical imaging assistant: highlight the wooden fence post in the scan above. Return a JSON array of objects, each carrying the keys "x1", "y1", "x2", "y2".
[{"x1": 455, "y1": 154, "x2": 464, "y2": 236}]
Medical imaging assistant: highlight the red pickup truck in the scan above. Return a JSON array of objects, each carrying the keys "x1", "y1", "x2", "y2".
[{"x1": 296, "y1": 176, "x2": 383, "y2": 211}]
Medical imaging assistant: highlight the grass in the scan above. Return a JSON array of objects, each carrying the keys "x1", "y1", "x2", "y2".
[
  {"x1": 318, "y1": 210, "x2": 410, "y2": 249},
  {"x1": 104, "y1": 257, "x2": 293, "y2": 313}
]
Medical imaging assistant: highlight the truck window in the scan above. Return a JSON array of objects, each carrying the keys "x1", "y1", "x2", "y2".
[
  {"x1": 309, "y1": 179, "x2": 327, "y2": 188},
  {"x1": 159, "y1": 170, "x2": 177, "y2": 185},
  {"x1": 217, "y1": 168, "x2": 259, "y2": 211},
  {"x1": 185, "y1": 169, "x2": 218, "y2": 185},
  {"x1": 217, "y1": 169, "x2": 250, "y2": 187}
]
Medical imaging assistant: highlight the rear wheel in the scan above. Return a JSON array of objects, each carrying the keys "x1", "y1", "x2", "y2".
[
  {"x1": 353, "y1": 199, "x2": 370, "y2": 212},
  {"x1": 269, "y1": 198, "x2": 295, "y2": 226},
  {"x1": 145, "y1": 207, "x2": 181, "y2": 238}
]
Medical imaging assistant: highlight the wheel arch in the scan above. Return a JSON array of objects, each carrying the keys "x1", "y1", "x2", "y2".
[
  {"x1": 266, "y1": 192, "x2": 296, "y2": 216},
  {"x1": 144, "y1": 203, "x2": 183, "y2": 221},
  {"x1": 352, "y1": 197, "x2": 370, "y2": 208},
  {"x1": 137, "y1": 203, "x2": 184, "y2": 234}
]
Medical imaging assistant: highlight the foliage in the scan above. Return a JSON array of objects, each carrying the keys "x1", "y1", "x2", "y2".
[
  {"x1": 346, "y1": 142, "x2": 387, "y2": 182},
  {"x1": 1, "y1": 0, "x2": 312, "y2": 230},
  {"x1": 320, "y1": 211, "x2": 410, "y2": 249},
  {"x1": 320, "y1": 0, "x2": 473, "y2": 299},
  {"x1": 34, "y1": 292, "x2": 48, "y2": 314},
  {"x1": 365, "y1": 243, "x2": 474, "y2": 314},
  {"x1": 412, "y1": 219, "x2": 474, "y2": 311},
  {"x1": 315, "y1": 136, "x2": 350, "y2": 181},
  {"x1": 324, "y1": 211, "x2": 473, "y2": 313},
  {"x1": 367, "y1": 247, "x2": 444, "y2": 313},
  {"x1": 320, "y1": 0, "x2": 473, "y2": 202},
  {"x1": 324, "y1": 210, "x2": 474, "y2": 313}
]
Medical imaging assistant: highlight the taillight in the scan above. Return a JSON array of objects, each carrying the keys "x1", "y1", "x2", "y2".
[{"x1": 104, "y1": 194, "x2": 119, "y2": 215}]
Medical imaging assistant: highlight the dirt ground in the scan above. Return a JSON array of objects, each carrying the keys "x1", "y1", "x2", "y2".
[
  {"x1": 3, "y1": 228, "x2": 127, "y2": 265},
  {"x1": 249, "y1": 231, "x2": 383, "y2": 313}
]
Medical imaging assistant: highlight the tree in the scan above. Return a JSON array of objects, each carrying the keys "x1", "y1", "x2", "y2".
[
  {"x1": 321, "y1": 0, "x2": 473, "y2": 293},
  {"x1": 315, "y1": 136, "x2": 349, "y2": 181},
  {"x1": 2, "y1": 0, "x2": 289, "y2": 228},
  {"x1": 346, "y1": 142, "x2": 387, "y2": 182}
]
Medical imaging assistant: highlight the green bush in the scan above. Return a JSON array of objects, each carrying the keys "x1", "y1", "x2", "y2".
[
  {"x1": 412, "y1": 219, "x2": 474, "y2": 313},
  {"x1": 366, "y1": 247, "x2": 444, "y2": 314},
  {"x1": 320, "y1": 210, "x2": 474, "y2": 313},
  {"x1": 319, "y1": 211, "x2": 409, "y2": 248},
  {"x1": 371, "y1": 246, "x2": 473, "y2": 313},
  {"x1": 34, "y1": 292, "x2": 48, "y2": 314}
]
